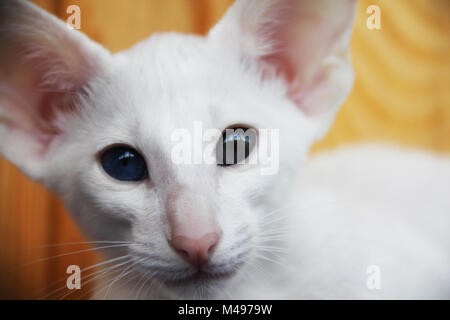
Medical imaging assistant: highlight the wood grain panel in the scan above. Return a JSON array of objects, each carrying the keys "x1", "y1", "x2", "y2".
[
  {"x1": 0, "y1": 0, "x2": 449, "y2": 299},
  {"x1": 58, "y1": 0, "x2": 201, "y2": 52},
  {"x1": 312, "y1": 0, "x2": 450, "y2": 152}
]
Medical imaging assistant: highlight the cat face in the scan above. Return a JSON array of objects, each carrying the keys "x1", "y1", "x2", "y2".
[
  {"x1": 47, "y1": 33, "x2": 314, "y2": 298},
  {"x1": 0, "y1": 0, "x2": 356, "y2": 298}
]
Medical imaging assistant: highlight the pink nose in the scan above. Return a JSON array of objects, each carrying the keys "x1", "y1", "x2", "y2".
[{"x1": 170, "y1": 232, "x2": 220, "y2": 268}]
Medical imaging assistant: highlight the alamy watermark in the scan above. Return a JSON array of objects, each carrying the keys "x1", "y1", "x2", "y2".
[
  {"x1": 66, "y1": 265, "x2": 81, "y2": 290},
  {"x1": 66, "y1": 5, "x2": 81, "y2": 30},
  {"x1": 170, "y1": 121, "x2": 280, "y2": 175},
  {"x1": 366, "y1": 5, "x2": 381, "y2": 30},
  {"x1": 366, "y1": 265, "x2": 382, "y2": 290}
]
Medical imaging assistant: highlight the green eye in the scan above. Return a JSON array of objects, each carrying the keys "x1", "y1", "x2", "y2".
[{"x1": 216, "y1": 126, "x2": 256, "y2": 166}]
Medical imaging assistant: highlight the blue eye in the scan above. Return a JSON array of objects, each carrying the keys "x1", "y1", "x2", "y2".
[
  {"x1": 217, "y1": 126, "x2": 256, "y2": 166},
  {"x1": 100, "y1": 146, "x2": 148, "y2": 182}
]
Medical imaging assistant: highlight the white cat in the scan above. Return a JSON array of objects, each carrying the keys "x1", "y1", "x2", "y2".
[{"x1": 0, "y1": 0, "x2": 448, "y2": 299}]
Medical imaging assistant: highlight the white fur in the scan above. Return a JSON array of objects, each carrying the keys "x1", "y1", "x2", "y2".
[
  {"x1": 0, "y1": 0, "x2": 448, "y2": 299},
  {"x1": 97, "y1": 145, "x2": 450, "y2": 299}
]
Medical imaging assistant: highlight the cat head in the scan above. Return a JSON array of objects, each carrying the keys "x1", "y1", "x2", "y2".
[{"x1": 0, "y1": 0, "x2": 355, "y2": 298}]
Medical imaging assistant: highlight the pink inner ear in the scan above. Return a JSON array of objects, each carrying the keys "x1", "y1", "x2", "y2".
[
  {"x1": 236, "y1": 0, "x2": 355, "y2": 117},
  {"x1": 0, "y1": 0, "x2": 111, "y2": 178},
  {"x1": 249, "y1": 1, "x2": 309, "y2": 97},
  {"x1": 34, "y1": 93, "x2": 72, "y2": 146},
  {"x1": 2, "y1": 61, "x2": 83, "y2": 156},
  {"x1": 37, "y1": 90, "x2": 78, "y2": 129},
  {"x1": 260, "y1": 49, "x2": 297, "y2": 84},
  {"x1": 4, "y1": 37, "x2": 95, "y2": 152},
  {"x1": 0, "y1": 2, "x2": 106, "y2": 151}
]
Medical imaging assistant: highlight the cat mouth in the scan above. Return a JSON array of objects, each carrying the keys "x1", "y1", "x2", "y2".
[
  {"x1": 177, "y1": 259, "x2": 247, "y2": 285},
  {"x1": 136, "y1": 252, "x2": 248, "y2": 286},
  {"x1": 141, "y1": 261, "x2": 243, "y2": 286},
  {"x1": 163, "y1": 270, "x2": 236, "y2": 287},
  {"x1": 193, "y1": 270, "x2": 234, "y2": 281}
]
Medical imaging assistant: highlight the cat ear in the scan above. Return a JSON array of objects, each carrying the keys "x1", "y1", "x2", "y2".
[
  {"x1": 210, "y1": 0, "x2": 356, "y2": 139},
  {"x1": 0, "y1": 0, "x2": 110, "y2": 181}
]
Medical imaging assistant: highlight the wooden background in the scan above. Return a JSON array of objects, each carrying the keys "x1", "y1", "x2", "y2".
[{"x1": 0, "y1": 0, "x2": 449, "y2": 299}]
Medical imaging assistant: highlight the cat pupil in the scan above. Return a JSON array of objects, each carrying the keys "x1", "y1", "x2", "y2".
[
  {"x1": 119, "y1": 152, "x2": 133, "y2": 166},
  {"x1": 217, "y1": 127, "x2": 254, "y2": 166}
]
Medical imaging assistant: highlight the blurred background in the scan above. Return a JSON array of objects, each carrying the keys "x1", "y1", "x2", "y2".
[{"x1": 0, "y1": 0, "x2": 449, "y2": 299}]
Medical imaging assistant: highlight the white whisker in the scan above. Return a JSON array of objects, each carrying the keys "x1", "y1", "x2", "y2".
[{"x1": 37, "y1": 254, "x2": 132, "y2": 299}]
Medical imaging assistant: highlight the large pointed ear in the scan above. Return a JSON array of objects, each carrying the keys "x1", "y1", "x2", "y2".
[
  {"x1": 209, "y1": 0, "x2": 356, "y2": 139},
  {"x1": 0, "y1": 0, "x2": 110, "y2": 181}
]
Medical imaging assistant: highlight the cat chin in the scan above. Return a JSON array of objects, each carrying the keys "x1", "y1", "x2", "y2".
[
  {"x1": 162, "y1": 277, "x2": 229, "y2": 299},
  {"x1": 146, "y1": 269, "x2": 237, "y2": 299}
]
